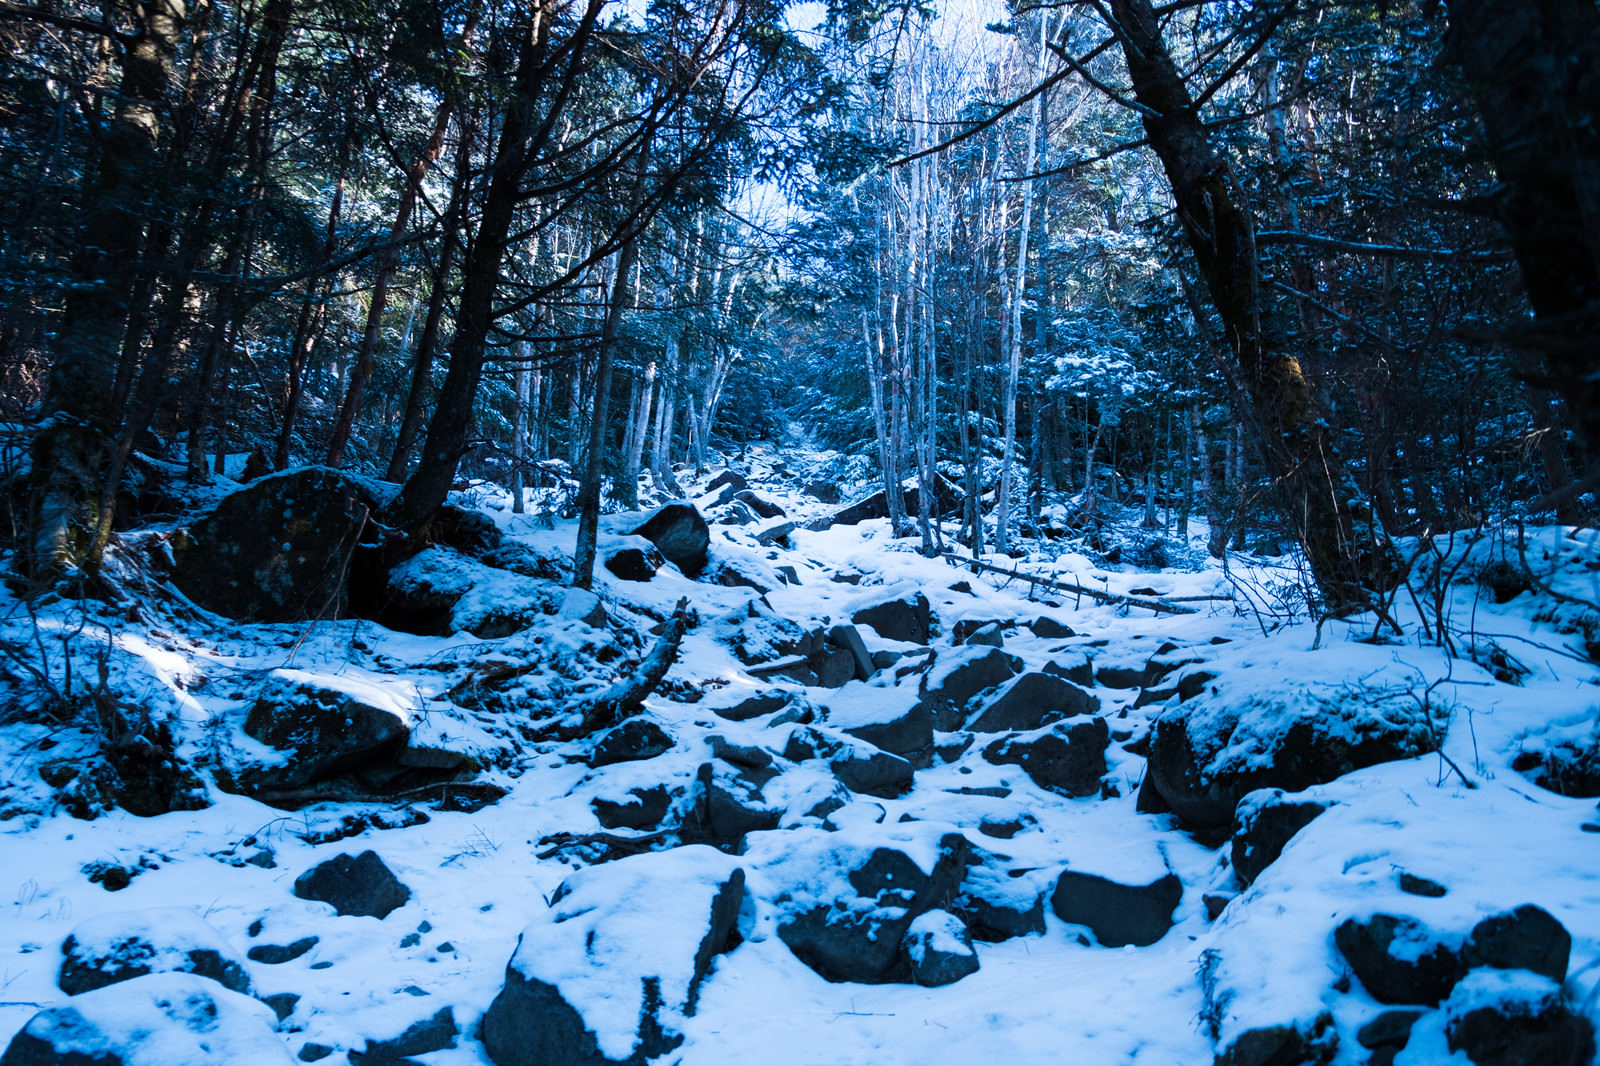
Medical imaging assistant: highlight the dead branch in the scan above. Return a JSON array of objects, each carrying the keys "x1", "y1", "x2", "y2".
[
  {"x1": 942, "y1": 554, "x2": 1200, "y2": 615},
  {"x1": 579, "y1": 596, "x2": 690, "y2": 733}
]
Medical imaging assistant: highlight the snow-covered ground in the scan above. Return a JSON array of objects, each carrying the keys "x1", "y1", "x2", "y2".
[{"x1": 1, "y1": 446, "x2": 1597, "y2": 1065}]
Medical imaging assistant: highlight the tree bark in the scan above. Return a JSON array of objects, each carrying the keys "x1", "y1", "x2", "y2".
[{"x1": 1104, "y1": 0, "x2": 1389, "y2": 614}]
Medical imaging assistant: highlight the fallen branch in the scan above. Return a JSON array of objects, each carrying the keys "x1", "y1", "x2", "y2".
[
  {"x1": 579, "y1": 596, "x2": 691, "y2": 733},
  {"x1": 942, "y1": 554, "x2": 1200, "y2": 616},
  {"x1": 536, "y1": 829, "x2": 669, "y2": 861}
]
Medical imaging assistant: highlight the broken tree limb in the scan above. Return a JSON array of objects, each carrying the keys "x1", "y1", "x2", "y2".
[
  {"x1": 580, "y1": 596, "x2": 691, "y2": 734},
  {"x1": 941, "y1": 553, "x2": 1200, "y2": 616}
]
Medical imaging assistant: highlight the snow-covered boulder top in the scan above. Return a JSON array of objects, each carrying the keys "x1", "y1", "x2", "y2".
[
  {"x1": 3, "y1": 972, "x2": 292, "y2": 1066},
  {"x1": 58, "y1": 908, "x2": 250, "y2": 997},
  {"x1": 491, "y1": 846, "x2": 747, "y2": 1063}
]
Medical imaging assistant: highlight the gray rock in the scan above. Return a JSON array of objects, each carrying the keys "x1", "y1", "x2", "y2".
[
  {"x1": 362, "y1": 1006, "x2": 457, "y2": 1060},
  {"x1": 293, "y1": 851, "x2": 410, "y2": 919},
  {"x1": 592, "y1": 786, "x2": 677, "y2": 831},
  {"x1": 840, "y1": 701, "x2": 933, "y2": 767},
  {"x1": 920, "y1": 647, "x2": 1023, "y2": 730},
  {"x1": 242, "y1": 671, "x2": 408, "y2": 791},
  {"x1": 1231, "y1": 789, "x2": 1328, "y2": 887},
  {"x1": 246, "y1": 936, "x2": 318, "y2": 964},
  {"x1": 1050, "y1": 868, "x2": 1182, "y2": 947},
  {"x1": 1212, "y1": 1014, "x2": 1337, "y2": 1066},
  {"x1": 604, "y1": 547, "x2": 660, "y2": 582},
  {"x1": 681, "y1": 763, "x2": 780, "y2": 852},
  {"x1": 981, "y1": 718, "x2": 1110, "y2": 797},
  {"x1": 1445, "y1": 969, "x2": 1595, "y2": 1066},
  {"x1": 828, "y1": 624, "x2": 876, "y2": 681},
  {"x1": 852, "y1": 591, "x2": 933, "y2": 645},
  {"x1": 1335, "y1": 914, "x2": 1462, "y2": 1005},
  {"x1": 590, "y1": 720, "x2": 674, "y2": 767},
  {"x1": 967, "y1": 672, "x2": 1098, "y2": 733},
  {"x1": 631, "y1": 503, "x2": 710, "y2": 578},
  {"x1": 733, "y1": 490, "x2": 784, "y2": 519},
  {"x1": 1464, "y1": 904, "x2": 1571, "y2": 984},
  {"x1": 58, "y1": 909, "x2": 252, "y2": 996},
  {"x1": 1029, "y1": 617, "x2": 1075, "y2": 638},
  {"x1": 902, "y1": 911, "x2": 979, "y2": 986}
]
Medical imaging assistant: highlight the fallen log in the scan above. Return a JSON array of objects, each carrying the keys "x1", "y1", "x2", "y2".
[
  {"x1": 941, "y1": 553, "x2": 1200, "y2": 616},
  {"x1": 579, "y1": 596, "x2": 691, "y2": 733}
]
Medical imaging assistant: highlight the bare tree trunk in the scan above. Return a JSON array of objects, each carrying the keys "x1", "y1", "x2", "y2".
[{"x1": 512, "y1": 340, "x2": 531, "y2": 514}]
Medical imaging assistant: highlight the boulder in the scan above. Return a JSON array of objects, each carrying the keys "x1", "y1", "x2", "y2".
[
  {"x1": 631, "y1": 503, "x2": 710, "y2": 578},
  {"x1": 776, "y1": 834, "x2": 969, "y2": 984},
  {"x1": 246, "y1": 937, "x2": 317, "y2": 964},
  {"x1": 0, "y1": 973, "x2": 294, "y2": 1066},
  {"x1": 605, "y1": 546, "x2": 661, "y2": 582},
  {"x1": 1230, "y1": 790, "x2": 1329, "y2": 887},
  {"x1": 1334, "y1": 914, "x2": 1463, "y2": 1005},
  {"x1": 835, "y1": 700, "x2": 933, "y2": 767},
  {"x1": 593, "y1": 786, "x2": 677, "y2": 831},
  {"x1": 241, "y1": 670, "x2": 409, "y2": 791},
  {"x1": 171, "y1": 466, "x2": 379, "y2": 622},
  {"x1": 590, "y1": 720, "x2": 674, "y2": 768},
  {"x1": 920, "y1": 647, "x2": 1023, "y2": 730},
  {"x1": 966, "y1": 672, "x2": 1098, "y2": 733},
  {"x1": 981, "y1": 718, "x2": 1109, "y2": 797},
  {"x1": 828, "y1": 477, "x2": 963, "y2": 527},
  {"x1": 804, "y1": 480, "x2": 840, "y2": 504},
  {"x1": 952, "y1": 618, "x2": 1012, "y2": 645},
  {"x1": 953, "y1": 861, "x2": 1049, "y2": 942},
  {"x1": 786, "y1": 727, "x2": 917, "y2": 799},
  {"x1": 1050, "y1": 867, "x2": 1182, "y2": 948},
  {"x1": 481, "y1": 847, "x2": 745, "y2": 1066},
  {"x1": 827, "y1": 624, "x2": 876, "y2": 681},
  {"x1": 1464, "y1": 904, "x2": 1571, "y2": 983},
  {"x1": 1029, "y1": 616, "x2": 1076, "y2": 639},
  {"x1": 361, "y1": 1007, "x2": 458, "y2": 1061},
  {"x1": 711, "y1": 691, "x2": 796, "y2": 722},
  {"x1": 852, "y1": 590, "x2": 933, "y2": 645},
  {"x1": 1043, "y1": 654, "x2": 1095, "y2": 688},
  {"x1": 680, "y1": 763, "x2": 780, "y2": 852},
  {"x1": 1445, "y1": 969, "x2": 1595, "y2": 1066},
  {"x1": 733, "y1": 490, "x2": 784, "y2": 519},
  {"x1": 1356, "y1": 1009, "x2": 1424, "y2": 1062},
  {"x1": 293, "y1": 850, "x2": 410, "y2": 919},
  {"x1": 1212, "y1": 1014, "x2": 1337, "y2": 1066},
  {"x1": 706, "y1": 470, "x2": 746, "y2": 494},
  {"x1": 902, "y1": 911, "x2": 980, "y2": 987},
  {"x1": 754, "y1": 521, "x2": 797, "y2": 547},
  {"x1": 58, "y1": 909, "x2": 251, "y2": 996},
  {"x1": 1147, "y1": 682, "x2": 1441, "y2": 829}
]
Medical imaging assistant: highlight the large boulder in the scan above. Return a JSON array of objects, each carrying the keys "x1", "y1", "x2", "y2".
[
  {"x1": 293, "y1": 850, "x2": 410, "y2": 919},
  {"x1": 784, "y1": 727, "x2": 914, "y2": 799},
  {"x1": 240, "y1": 670, "x2": 409, "y2": 791},
  {"x1": 1444, "y1": 969, "x2": 1595, "y2": 1066},
  {"x1": 1147, "y1": 680, "x2": 1441, "y2": 829},
  {"x1": 172, "y1": 466, "x2": 380, "y2": 622},
  {"x1": 481, "y1": 847, "x2": 746, "y2": 1066},
  {"x1": 981, "y1": 718, "x2": 1110, "y2": 797},
  {"x1": 953, "y1": 859, "x2": 1050, "y2": 942},
  {"x1": 967, "y1": 672, "x2": 1099, "y2": 733},
  {"x1": 827, "y1": 692, "x2": 932, "y2": 766},
  {"x1": 631, "y1": 503, "x2": 710, "y2": 578},
  {"x1": 902, "y1": 910, "x2": 980, "y2": 987},
  {"x1": 1230, "y1": 789, "x2": 1329, "y2": 888},
  {"x1": 1051, "y1": 866, "x2": 1182, "y2": 948},
  {"x1": 589, "y1": 720, "x2": 674, "y2": 768},
  {"x1": 919, "y1": 647, "x2": 1022, "y2": 730},
  {"x1": 852, "y1": 589, "x2": 933, "y2": 645},
  {"x1": 0, "y1": 973, "x2": 294, "y2": 1066},
  {"x1": 774, "y1": 833, "x2": 970, "y2": 984},
  {"x1": 58, "y1": 909, "x2": 251, "y2": 997},
  {"x1": 1335, "y1": 914, "x2": 1463, "y2": 1006}
]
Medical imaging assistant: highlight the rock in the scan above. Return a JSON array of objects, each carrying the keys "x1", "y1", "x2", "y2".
[
  {"x1": 827, "y1": 624, "x2": 876, "y2": 681},
  {"x1": 804, "y1": 480, "x2": 840, "y2": 503},
  {"x1": 1399, "y1": 872, "x2": 1448, "y2": 898},
  {"x1": 852, "y1": 590, "x2": 933, "y2": 645},
  {"x1": 782, "y1": 726, "x2": 916, "y2": 800},
  {"x1": 1147, "y1": 682, "x2": 1440, "y2": 829},
  {"x1": 605, "y1": 546, "x2": 661, "y2": 582},
  {"x1": 1464, "y1": 904, "x2": 1571, "y2": 983},
  {"x1": 593, "y1": 786, "x2": 676, "y2": 831},
  {"x1": 58, "y1": 909, "x2": 251, "y2": 996},
  {"x1": 733, "y1": 489, "x2": 784, "y2": 519},
  {"x1": 681, "y1": 763, "x2": 780, "y2": 852},
  {"x1": 754, "y1": 520, "x2": 796, "y2": 547},
  {"x1": 711, "y1": 692, "x2": 796, "y2": 722},
  {"x1": 1043, "y1": 654, "x2": 1095, "y2": 688},
  {"x1": 1095, "y1": 663, "x2": 1147, "y2": 689},
  {"x1": 1230, "y1": 790, "x2": 1328, "y2": 888},
  {"x1": 902, "y1": 911, "x2": 979, "y2": 986},
  {"x1": 1445, "y1": 969, "x2": 1595, "y2": 1066},
  {"x1": 590, "y1": 720, "x2": 674, "y2": 767},
  {"x1": 293, "y1": 851, "x2": 410, "y2": 919},
  {"x1": 1212, "y1": 1014, "x2": 1337, "y2": 1066},
  {"x1": 261, "y1": 992, "x2": 300, "y2": 1021},
  {"x1": 776, "y1": 834, "x2": 969, "y2": 984},
  {"x1": 981, "y1": 718, "x2": 1110, "y2": 797},
  {"x1": 952, "y1": 618, "x2": 1012, "y2": 645},
  {"x1": 246, "y1": 936, "x2": 318, "y2": 964},
  {"x1": 171, "y1": 466, "x2": 379, "y2": 622},
  {"x1": 1029, "y1": 616, "x2": 1075, "y2": 638},
  {"x1": 827, "y1": 477, "x2": 963, "y2": 527},
  {"x1": 559, "y1": 588, "x2": 609, "y2": 629},
  {"x1": 0, "y1": 973, "x2": 294, "y2": 1066},
  {"x1": 631, "y1": 503, "x2": 710, "y2": 578},
  {"x1": 953, "y1": 861, "x2": 1049, "y2": 942},
  {"x1": 962, "y1": 623, "x2": 1005, "y2": 648},
  {"x1": 967, "y1": 672, "x2": 1098, "y2": 733},
  {"x1": 1357, "y1": 1009, "x2": 1424, "y2": 1053},
  {"x1": 1050, "y1": 867, "x2": 1182, "y2": 947},
  {"x1": 241, "y1": 670, "x2": 409, "y2": 791},
  {"x1": 362, "y1": 1006, "x2": 458, "y2": 1060},
  {"x1": 1335, "y1": 914, "x2": 1463, "y2": 1005},
  {"x1": 837, "y1": 700, "x2": 933, "y2": 767},
  {"x1": 814, "y1": 647, "x2": 856, "y2": 688},
  {"x1": 481, "y1": 848, "x2": 745, "y2": 1066},
  {"x1": 706, "y1": 470, "x2": 746, "y2": 494},
  {"x1": 920, "y1": 647, "x2": 1023, "y2": 729}
]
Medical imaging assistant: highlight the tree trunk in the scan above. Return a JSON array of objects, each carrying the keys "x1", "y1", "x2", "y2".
[
  {"x1": 1444, "y1": 0, "x2": 1600, "y2": 476},
  {"x1": 1105, "y1": 0, "x2": 1388, "y2": 614}
]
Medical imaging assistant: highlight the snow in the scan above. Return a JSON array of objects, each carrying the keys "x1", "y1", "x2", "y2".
[{"x1": 2, "y1": 448, "x2": 1598, "y2": 1066}]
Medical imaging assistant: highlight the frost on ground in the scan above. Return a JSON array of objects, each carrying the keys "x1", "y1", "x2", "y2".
[{"x1": 1, "y1": 446, "x2": 1598, "y2": 1066}]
